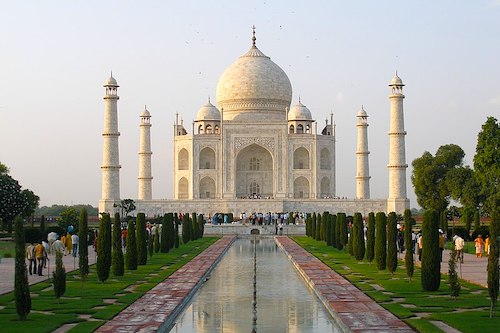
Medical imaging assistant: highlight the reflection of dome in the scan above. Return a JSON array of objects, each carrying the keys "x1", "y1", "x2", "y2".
[
  {"x1": 216, "y1": 36, "x2": 292, "y2": 121},
  {"x1": 196, "y1": 101, "x2": 220, "y2": 121},
  {"x1": 104, "y1": 74, "x2": 118, "y2": 86},
  {"x1": 288, "y1": 101, "x2": 312, "y2": 120},
  {"x1": 390, "y1": 73, "x2": 404, "y2": 86}
]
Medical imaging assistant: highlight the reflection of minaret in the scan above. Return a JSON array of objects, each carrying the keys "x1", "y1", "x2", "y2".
[
  {"x1": 99, "y1": 73, "x2": 121, "y2": 213},
  {"x1": 356, "y1": 106, "x2": 370, "y2": 199},
  {"x1": 138, "y1": 106, "x2": 153, "y2": 200},
  {"x1": 387, "y1": 73, "x2": 409, "y2": 213}
]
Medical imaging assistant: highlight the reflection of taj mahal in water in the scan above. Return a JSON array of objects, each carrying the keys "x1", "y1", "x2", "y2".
[{"x1": 99, "y1": 29, "x2": 409, "y2": 217}]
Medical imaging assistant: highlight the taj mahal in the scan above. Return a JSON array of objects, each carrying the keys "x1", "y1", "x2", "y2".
[{"x1": 98, "y1": 29, "x2": 409, "y2": 217}]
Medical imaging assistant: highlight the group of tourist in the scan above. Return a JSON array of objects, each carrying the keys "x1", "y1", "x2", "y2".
[
  {"x1": 239, "y1": 212, "x2": 306, "y2": 226},
  {"x1": 473, "y1": 234, "x2": 491, "y2": 258}
]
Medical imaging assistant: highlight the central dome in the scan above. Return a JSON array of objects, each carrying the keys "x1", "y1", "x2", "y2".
[{"x1": 216, "y1": 41, "x2": 292, "y2": 122}]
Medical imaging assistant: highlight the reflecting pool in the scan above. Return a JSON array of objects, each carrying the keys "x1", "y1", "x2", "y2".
[{"x1": 169, "y1": 237, "x2": 341, "y2": 332}]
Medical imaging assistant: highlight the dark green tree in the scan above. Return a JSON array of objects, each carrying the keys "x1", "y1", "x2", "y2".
[
  {"x1": 174, "y1": 216, "x2": 180, "y2": 248},
  {"x1": 58, "y1": 208, "x2": 79, "y2": 232},
  {"x1": 154, "y1": 225, "x2": 160, "y2": 253},
  {"x1": 199, "y1": 213, "x2": 205, "y2": 238},
  {"x1": 462, "y1": 208, "x2": 473, "y2": 232},
  {"x1": 474, "y1": 117, "x2": 500, "y2": 214},
  {"x1": 39, "y1": 215, "x2": 46, "y2": 234},
  {"x1": 375, "y1": 212, "x2": 387, "y2": 270},
  {"x1": 404, "y1": 209, "x2": 414, "y2": 281},
  {"x1": 136, "y1": 213, "x2": 147, "y2": 265},
  {"x1": 316, "y1": 213, "x2": 322, "y2": 241},
  {"x1": 335, "y1": 213, "x2": 342, "y2": 250},
  {"x1": 125, "y1": 219, "x2": 137, "y2": 270},
  {"x1": 330, "y1": 214, "x2": 337, "y2": 247},
  {"x1": 116, "y1": 199, "x2": 136, "y2": 218},
  {"x1": 487, "y1": 210, "x2": 499, "y2": 317},
  {"x1": 421, "y1": 209, "x2": 441, "y2": 291},
  {"x1": 352, "y1": 213, "x2": 365, "y2": 260},
  {"x1": 311, "y1": 213, "x2": 317, "y2": 239},
  {"x1": 305, "y1": 214, "x2": 310, "y2": 236},
  {"x1": 191, "y1": 213, "x2": 198, "y2": 241},
  {"x1": 148, "y1": 229, "x2": 154, "y2": 258},
  {"x1": 366, "y1": 212, "x2": 375, "y2": 263},
  {"x1": 440, "y1": 210, "x2": 448, "y2": 234},
  {"x1": 338, "y1": 213, "x2": 348, "y2": 250},
  {"x1": 14, "y1": 215, "x2": 31, "y2": 320},
  {"x1": 473, "y1": 210, "x2": 481, "y2": 231},
  {"x1": 96, "y1": 213, "x2": 112, "y2": 282},
  {"x1": 325, "y1": 213, "x2": 332, "y2": 246},
  {"x1": 112, "y1": 212, "x2": 124, "y2": 276},
  {"x1": 387, "y1": 212, "x2": 398, "y2": 274},
  {"x1": 78, "y1": 208, "x2": 89, "y2": 280},
  {"x1": 160, "y1": 214, "x2": 169, "y2": 253},
  {"x1": 182, "y1": 214, "x2": 190, "y2": 244},
  {"x1": 322, "y1": 212, "x2": 329, "y2": 241},
  {"x1": 167, "y1": 213, "x2": 176, "y2": 250},
  {"x1": 53, "y1": 251, "x2": 66, "y2": 302},
  {"x1": 448, "y1": 248, "x2": 460, "y2": 298}
]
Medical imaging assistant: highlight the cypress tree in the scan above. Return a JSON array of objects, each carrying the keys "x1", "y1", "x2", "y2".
[
  {"x1": 181, "y1": 214, "x2": 190, "y2": 244},
  {"x1": 316, "y1": 213, "x2": 322, "y2": 241},
  {"x1": 421, "y1": 209, "x2": 441, "y2": 291},
  {"x1": 53, "y1": 251, "x2": 66, "y2": 302},
  {"x1": 167, "y1": 213, "x2": 175, "y2": 250},
  {"x1": 96, "y1": 213, "x2": 112, "y2": 282},
  {"x1": 439, "y1": 210, "x2": 448, "y2": 234},
  {"x1": 347, "y1": 225, "x2": 354, "y2": 256},
  {"x1": 78, "y1": 208, "x2": 89, "y2": 280},
  {"x1": 154, "y1": 226, "x2": 160, "y2": 253},
  {"x1": 337, "y1": 213, "x2": 346, "y2": 250},
  {"x1": 160, "y1": 214, "x2": 169, "y2": 253},
  {"x1": 325, "y1": 213, "x2": 332, "y2": 245},
  {"x1": 353, "y1": 213, "x2": 365, "y2": 260},
  {"x1": 311, "y1": 213, "x2": 317, "y2": 239},
  {"x1": 375, "y1": 212, "x2": 387, "y2": 270},
  {"x1": 335, "y1": 213, "x2": 342, "y2": 250},
  {"x1": 191, "y1": 213, "x2": 198, "y2": 240},
  {"x1": 322, "y1": 212, "x2": 329, "y2": 242},
  {"x1": 199, "y1": 213, "x2": 205, "y2": 237},
  {"x1": 39, "y1": 215, "x2": 46, "y2": 234},
  {"x1": 366, "y1": 212, "x2": 375, "y2": 263},
  {"x1": 462, "y1": 210, "x2": 472, "y2": 232},
  {"x1": 487, "y1": 210, "x2": 499, "y2": 317},
  {"x1": 387, "y1": 212, "x2": 398, "y2": 274},
  {"x1": 404, "y1": 209, "x2": 414, "y2": 281},
  {"x1": 148, "y1": 229, "x2": 154, "y2": 258},
  {"x1": 14, "y1": 216, "x2": 31, "y2": 320},
  {"x1": 473, "y1": 210, "x2": 481, "y2": 231},
  {"x1": 125, "y1": 219, "x2": 138, "y2": 270},
  {"x1": 341, "y1": 214, "x2": 349, "y2": 247},
  {"x1": 449, "y1": 247, "x2": 460, "y2": 298},
  {"x1": 174, "y1": 217, "x2": 180, "y2": 248},
  {"x1": 136, "y1": 213, "x2": 147, "y2": 265},
  {"x1": 197, "y1": 214, "x2": 203, "y2": 239},
  {"x1": 330, "y1": 214, "x2": 337, "y2": 247},
  {"x1": 305, "y1": 214, "x2": 310, "y2": 236},
  {"x1": 112, "y1": 212, "x2": 124, "y2": 276}
]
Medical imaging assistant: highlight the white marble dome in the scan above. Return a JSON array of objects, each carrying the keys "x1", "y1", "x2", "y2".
[
  {"x1": 390, "y1": 74, "x2": 404, "y2": 86},
  {"x1": 288, "y1": 101, "x2": 312, "y2": 120},
  {"x1": 196, "y1": 101, "x2": 220, "y2": 121},
  {"x1": 104, "y1": 74, "x2": 118, "y2": 86},
  {"x1": 216, "y1": 43, "x2": 292, "y2": 121},
  {"x1": 357, "y1": 106, "x2": 368, "y2": 117}
]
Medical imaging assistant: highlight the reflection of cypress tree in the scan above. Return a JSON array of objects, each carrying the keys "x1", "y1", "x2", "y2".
[
  {"x1": 14, "y1": 216, "x2": 31, "y2": 320},
  {"x1": 96, "y1": 213, "x2": 112, "y2": 282},
  {"x1": 366, "y1": 212, "x2": 375, "y2": 263},
  {"x1": 125, "y1": 219, "x2": 137, "y2": 270},
  {"x1": 353, "y1": 213, "x2": 365, "y2": 260},
  {"x1": 112, "y1": 213, "x2": 124, "y2": 276},
  {"x1": 53, "y1": 251, "x2": 66, "y2": 302},
  {"x1": 136, "y1": 213, "x2": 147, "y2": 265},
  {"x1": 421, "y1": 209, "x2": 440, "y2": 291},
  {"x1": 387, "y1": 212, "x2": 398, "y2": 274},
  {"x1": 375, "y1": 212, "x2": 387, "y2": 270},
  {"x1": 404, "y1": 209, "x2": 414, "y2": 281}
]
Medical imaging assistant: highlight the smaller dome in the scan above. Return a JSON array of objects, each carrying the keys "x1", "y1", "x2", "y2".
[
  {"x1": 357, "y1": 106, "x2": 368, "y2": 117},
  {"x1": 104, "y1": 74, "x2": 118, "y2": 87},
  {"x1": 389, "y1": 73, "x2": 404, "y2": 86},
  {"x1": 196, "y1": 101, "x2": 220, "y2": 121},
  {"x1": 141, "y1": 106, "x2": 150, "y2": 117},
  {"x1": 288, "y1": 101, "x2": 312, "y2": 121}
]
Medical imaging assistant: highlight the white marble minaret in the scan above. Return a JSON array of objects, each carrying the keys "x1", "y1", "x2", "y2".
[
  {"x1": 99, "y1": 73, "x2": 121, "y2": 214},
  {"x1": 356, "y1": 106, "x2": 370, "y2": 199},
  {"x1": 387, "y1": 73, "x2": 409, "y2": 212},
  {"x1": 138, "y1": 106, "x2": 153, "y2": 200}
]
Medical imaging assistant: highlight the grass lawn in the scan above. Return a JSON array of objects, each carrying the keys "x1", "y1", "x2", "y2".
[
  {"x1": 0, "y1": 237, "x2": 218, "y2": 332},
  {"x1": 0, "y1": 240, "x2": 15, "y2": 258},
  {"x1": 292, "y1": 236, "x2": 499, "y2": 333}
]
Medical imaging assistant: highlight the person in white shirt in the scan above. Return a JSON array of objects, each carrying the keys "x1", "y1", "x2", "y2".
[
  {"x1": 71, "y1": 233, "x2": 79, "y2": 257},
  {"x1": 454, "y1": 235, "x2": 465, "y2": 263}
]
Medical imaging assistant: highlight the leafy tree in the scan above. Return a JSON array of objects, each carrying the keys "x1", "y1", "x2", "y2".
[
  {"x1": 1, "y1": 170, "x2": 30, "y2": 233},
  {"x1": 14, "y1": 215, "x2": 31, "y2": 320},
  {"x1": 387, "y1": 212, "x2": 398, "y2": 274},
  {"x1": 439, "y1": 210, "x2": 448, "y2": 234},
  {"x1": 53, "y1": 251, "x2": 66, "y2": 302},
  {"x1": 461, "y1": 208, "x2": 473, "y2": 233},
  {"x1": 58, "y1": 208, "x2": 79, "y2": 232},
  {"x1": 375, "y1": 212, "x2": 387, "y2": 270},
  {"x1": 78, "y1": 209, "x2": 89, "y2": 280},
  {"x1": 448, "y1": 248, "x2": 460, "y2": 298},
  {"x1": 366, "y1": 212, "x2": 375, "y2": 263},
  {"x1": 474, "y1": 117, "x2": 500, "y2": 214},
  {"x1": 421, "y1": 209, "x2": 441, "y2": 291},
  {"x1": 36, "y1": 204, "x2": 98, "y2": 217},
  {"x1": 473, "y1": 210, "x2": 481, "y2": 231},
  {"x1": 412, "y1": 144, "x2": 465, "y2": 212},
  {"x1": 487, "y1": 210, "x2": 499, "y2": 317},
  {"x1": 125, "y1": 219, "x2": 137, "y2": 270},
  {"x1": 39, "y1": 215, "x2": 46, "y2": 234},
  {"x1": 115, "y1": 199, "x2": 136, "y2": 219},
  {"x1": 352, "y1": 213, "x2": 365, "y2": 261},
  {"x1": 404, "y1": 209, "x2": 414, "y2": 281},
  {"x1": 96, "y1": 213, "x2": 112, "y2": 282},
  {"x1": 20, "y1": 189, "x2": 39, "y2": 221},
  {"x1": 112, "y1": 212, "x2": 124, "y2": 276},
  {"x1": 136, "y1": 213, "x2": 147, "y2": 265}
]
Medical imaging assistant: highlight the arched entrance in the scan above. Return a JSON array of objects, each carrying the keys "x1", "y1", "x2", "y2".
[{"x1": 236, "y1": 144, "x2": 273, "y2": 198}]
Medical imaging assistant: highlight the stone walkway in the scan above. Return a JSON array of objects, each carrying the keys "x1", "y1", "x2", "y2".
[
  {"x1": 276, "y1": 236, "x2": 413, "y2": 332},
  {"x1": 96, "y1": 236, "x2": 236, "y2": 333}
]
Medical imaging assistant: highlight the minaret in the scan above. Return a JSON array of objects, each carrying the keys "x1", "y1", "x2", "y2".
[
  {"x1": 99, "y1": 73, "x2": 121, "y2": 214},
  {"x1": 387, "y1": 73, "x2": 409, "y2": 213},
  {"x1": 138, "y1": 106, "x2": 153, "y2": 200},
  {"x1": 356, "y1": 106, "x2": 370, "y2": 199}
]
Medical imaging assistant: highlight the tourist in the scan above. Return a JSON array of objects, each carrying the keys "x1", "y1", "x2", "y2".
[
  {"x1": 66, "y1": 232, "x2": 72, "y2": 255},
  {"x1": 34, "y1": 241, "x2": 46, "y2": 276},
  {"x1": 484, "y1": 235, "x2": 490, "y2": 256},
  {"x1": 417, "y1": 233, "x2": 423, "y2": 261},
  {"x1": 25, "y1": 242, "x2": 36, "y2": 275},
  {"x1": 71, "y1": 233, "x2": 79, "y2": 257},
  {"x1": 47, "y1": 231, "x2": 58, "y2": 254},
  {"x1": 474, "y1": 234, "x2": 484, "y2": 258},
  {"x1": 454, "y1": 234, "x2": 464, "y2": 263},
  {"x1": 121, "y1": 227, "x2": 127, "y2": 248},
  {"x1": 53, "y1": 237, "x2": 65, "y2": 255}
]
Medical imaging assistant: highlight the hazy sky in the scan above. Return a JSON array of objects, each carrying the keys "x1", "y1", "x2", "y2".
[{"x1": 1, "y1": 1, "x2": 499, "y2": 208}]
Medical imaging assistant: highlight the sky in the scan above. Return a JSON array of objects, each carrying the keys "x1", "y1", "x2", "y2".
[{"x1": 1, "y1": 0, "x2": 499, "y2": 208}]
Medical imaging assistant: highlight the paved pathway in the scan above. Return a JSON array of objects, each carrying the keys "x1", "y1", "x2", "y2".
[
  {"x1": 96, "y1": 236, "x2": 236, "y2": 333},
  {"x1": 0, "y1": 245, "x2": 97, "y2": 295}
]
